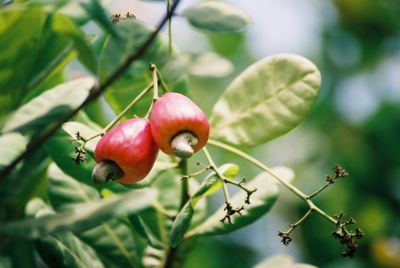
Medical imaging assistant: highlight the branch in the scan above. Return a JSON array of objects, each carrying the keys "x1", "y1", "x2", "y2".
[
  {"x1": 0, "y1": 0, "x2": 182, "y2": 180},
  {"x1": 207, "y1": 139, "x2": 338, "y2": 225}
]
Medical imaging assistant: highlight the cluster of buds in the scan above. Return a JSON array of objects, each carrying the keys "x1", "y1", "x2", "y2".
[{"x1": 326, "y1": 164, "x2": 349, "y2": 183}]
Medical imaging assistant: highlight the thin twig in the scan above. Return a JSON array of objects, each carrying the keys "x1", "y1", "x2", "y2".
[
  {"x1": 202, "y1": 147, "x2": 231, "y2": 203},
  {"x1": 308, "y1": 181, "x2": 331, "y2": 199},
  {"x1": 103, "y1": 81, "x2": 153, "y2": 132},
  {"x1": 207, "y1": 139, "x2": 337, "y2": 225},
  {"x1": 0, "y1": 0, "x2": 182, "y2": 180},
  {"x1": 156, "y1": 69, "x2": 170, "y2": 93}
]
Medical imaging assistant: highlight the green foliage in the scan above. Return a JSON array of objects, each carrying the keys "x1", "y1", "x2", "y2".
[
  {"x1": 0, "y1": 132, "x2": 27, "y2": 169},
  {"x1": 26, "y1": 198, "x2": 105, "y2": 268},
  {"x1": 79, "y1": 0, "x2": 118, "y2": 37},
  {"x1": 0, "y1": 7, "x2": 95, "y2": 116},
  {"x1": 182, "y1": 1, "x2": 251, "y2": 32},
  {"x1": 2, "y1": 78, "x2": 96, "y2": 133},
  {"x1": 164, "y1": 52, "x2": 234, "y2": 78},
  {"x1": 0, "y1": 184, "x2": 156, "y2": 239},
  {"x1": 47, "y1": 163, "x2": 99, "y2": 209},
  {"x1": 47, "y1": 164, "x2": 142, "y2": 267},
  {"x1": 211, "y1": 54, "x2": 321, "y2": 146}
]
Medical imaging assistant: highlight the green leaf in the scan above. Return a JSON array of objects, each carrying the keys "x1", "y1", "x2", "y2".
[
  {"x1": 80, "y1": 219, "x2": 141, "y2": 268},
  {"x1": 128, "y1": 214, "x2": 164, "y2": 249},
  {"x1": 36, "y1": 232, "x2": 105, "y2": 268},
  {"x1": 0, "y1": 257, "x2": 11, "y2": 268},
  {"x1": 186, "y1": 167, "x2": 295, "y2": 237},
  {"x1": 26, "y1": 199, "x2": 105, "y2": 268},
  {"x1": 163, "y1": 52, "x2": 234, "y2": 78},
  {"x1": 0, "y1": 187, "x2": 156, "y2": 239},
  {"x1": 253, "y1": 254, "x2": 317, "y2": 268},
  {"x1": 2, "y1": 77, "x2": 96, "y2": 133},
  {"x1": 142, "y1": 245, "x2": 165, "y2": 268},
  {"x1": 47, "y1": 163, "x2": 99, "y2": 210},
  {"x1": 0, "y1": 7, "x2": 96, "y2": 115},
  {"x1": 100, "y1": 19, "x2": 173, "y2": 118},
  {"x1": 51, "y1": 12, "x2": 97, "y2": 73},
  {"x1": 79, "y1": 0, "x2": 118, "y2": 38},
  {"x1": 169, "y1": 164, "x2": 239, "y2": 247},
  {"x1": 0, "y1": 7, "x2": 48, "y2": 114},
  {"x1": 47, "y1": 164, "x2": 142, "y2": 267},
  {"x1": 182, "y1": 1, "x2": 251, "y2": 32},
  {"x1": 210, "y1": 54, "x2": 321, "y2": 146},
  {"x1": 0, "y1": 132, "x2": 27, "y2": 170}
]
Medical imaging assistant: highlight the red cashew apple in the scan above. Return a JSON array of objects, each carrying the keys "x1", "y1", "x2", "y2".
[
  {"x1": 150, "y1": 92, "x2": 210, "y2": 158},
  {"x1": 92, "y1": 118, "x2": 158, "y2": 184}
]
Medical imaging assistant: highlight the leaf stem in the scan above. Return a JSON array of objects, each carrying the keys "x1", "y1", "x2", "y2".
[{"x1": 207, "y1": 139, "x2": 337, "y2": 225}]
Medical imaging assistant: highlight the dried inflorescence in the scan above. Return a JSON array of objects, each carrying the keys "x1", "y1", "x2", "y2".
[
  {"x1": 220, "y1": 202, "x2": 244, "y2": 224},
  {"x1": 71, "y1": 131, "x2": 87, "y2": 165},
  {"x1": 219, "y1": 176, "x2": 257, "y2": 224},
  {"x1": 111, "y1": 12, "x2": 136, "y2": 23},
  {"x1": 332, "y1": 211, "x2": 364, "y2": 258},
  {"x1": 277, "y1": 165, "x2": 364, "y2": 258},
  {"x1": 278, "y1": 231, "x2": 293, "y2": 246}
]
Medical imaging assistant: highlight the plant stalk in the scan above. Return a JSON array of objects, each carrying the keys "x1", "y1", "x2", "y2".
[
  {"x1": 156, "y1": 69, "x2": 170, "y2": 92},
  {"x1": 202, "y1": 147, "x2": 231, "y2": 203},
  {"x1": 103, "y1": 82, "x2": 153, "y2": 132},
  {"x1": 164, "y1": 159, "x2": 189, "y2": 268},
  {"x1": 179, "y1": 159, "x2": 189, "y2": 208}
]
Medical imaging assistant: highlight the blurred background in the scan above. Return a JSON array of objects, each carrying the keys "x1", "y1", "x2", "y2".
[{"x1": 76, "y1": 0, "x2": 400, "y2": 267}]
